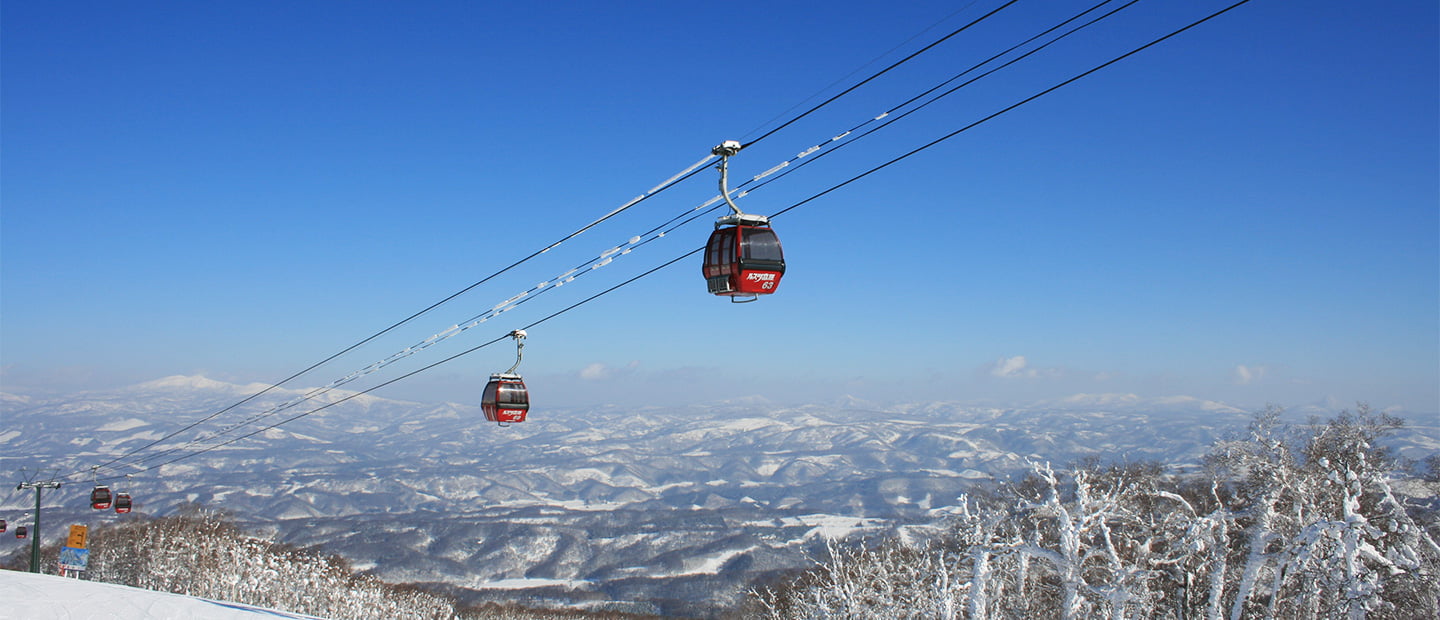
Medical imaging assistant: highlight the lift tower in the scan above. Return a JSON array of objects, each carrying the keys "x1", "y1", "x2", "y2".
[{"x1": 16, "y1": 480, "x2": 61, "y2": 573}]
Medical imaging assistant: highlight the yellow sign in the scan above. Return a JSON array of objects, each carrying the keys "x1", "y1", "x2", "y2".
[{"x1": 67, "y1": 524, "x2": 88, "y2": 549}]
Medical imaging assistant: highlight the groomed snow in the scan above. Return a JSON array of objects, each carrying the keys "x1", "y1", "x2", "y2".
[
  {"x1": 0, "y1": 570, "x2": 324, "y2": 619},
  {"x1": 789, "y1": 514, "x2": 887, "y2": 541},
  {"x1": 96, "y1": 418, "x2": 149, "y2": 432},
  {"x1": 679, "y1": 547, "x2": 749, "y2": 575},
  {"x1": 474, "y1": 577, "x2": 591, "y2": 590}
]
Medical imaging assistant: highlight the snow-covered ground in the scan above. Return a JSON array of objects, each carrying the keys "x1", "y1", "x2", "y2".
[{"x1": 0, "y1": 570, "x2": 323, "y2": 620}]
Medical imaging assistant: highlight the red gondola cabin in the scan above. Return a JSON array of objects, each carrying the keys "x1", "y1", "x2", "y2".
[
  {"x1": 482, "y1": 374, "x2": 529, "y2": 425},
  {"x1": 703, "y1": 214, "x2": 785, "y2": 299},
  {"x1": 115, "y1": 493, "x2": 133, "y2": 514},
  {"x1": 15, "y1": 525, "x2": 27, "y2": 539},
  {"x1": 91, "y1": 485, "x2": 113, "y2": 510},
  {"x1": 0, "y1": 519, "x2": 6, "y2": 533}
]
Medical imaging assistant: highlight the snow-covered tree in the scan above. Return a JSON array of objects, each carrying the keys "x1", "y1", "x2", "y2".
[
  {"x1": 753, "y1": 407, "x2": 1440, "y2": 619},
  {"x1": 85, "y1": 507, "x2": 458, "y2": 620},
  {"x1": 1208, "y1": 405, "x2": 1440, "y2": 618}
]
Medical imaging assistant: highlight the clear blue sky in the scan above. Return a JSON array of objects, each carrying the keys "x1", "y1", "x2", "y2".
[{"x1": 3, "y1": 1, "x2": 1436, "y2": 413}]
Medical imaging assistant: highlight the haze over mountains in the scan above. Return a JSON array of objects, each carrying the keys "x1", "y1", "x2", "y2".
[{"x1": 3, "y1": 376, "x2": 1435, "y2": 615}]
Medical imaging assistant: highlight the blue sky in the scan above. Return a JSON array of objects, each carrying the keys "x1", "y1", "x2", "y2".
[{"x1": 3, "y1": 0, "x2": 1436, "y2": 413}]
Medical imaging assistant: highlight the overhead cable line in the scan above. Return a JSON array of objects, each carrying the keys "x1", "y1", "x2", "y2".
[
  {"x1": 129, "y1": 250, "x2": 704, "y2": 475},
  {"x1": 740, "y1": 0, "x2": 983, "y2": 142},
  {"x1": 115, "y1": 200, "x2": 739, "y2": 475},
  {"x1": 120, "y1": 222, "x2": 704, "y2": 471},
  {"x1": 541, "y1": 0, "x2": 1126, "y2": 263},
  {"x1": 592, "y1": 0, "x2": 1141, "y2": 249},
  {"x1": 108, "y1": 196, "x2": 733, "y2": 476},
  {"x1": 107, "y1": 167, "x2": 757, "y2": 476},
  {"x1": 741, "y1": 0, "x2": 1023, "y2": 149},
  {"x1": 741, "y1": 0, "x2": 1143, "y2": 198},
  {"x1": 771, "y1": 0, "x2": 1254, "y2": 219},
  {"x1": 83, "y1": 2, "x2": 1031, "y2": 479},
  {"x1": 85, "y1": 153, "x2": 717, "y2": 479},
  {"x1": 93, "y1": 0, "x2": 1251, "y2": 478},
  {"x1": 114, "y1": 0, "x2": 1142, "y2": 474},
  {"x1": 725, "y1": 0, "x2": 1135, "y2": 207}
]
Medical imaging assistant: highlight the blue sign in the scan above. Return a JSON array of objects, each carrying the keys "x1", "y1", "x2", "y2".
[{"x1": 58, "y1": 546, "x2": 89, "y2": 571}]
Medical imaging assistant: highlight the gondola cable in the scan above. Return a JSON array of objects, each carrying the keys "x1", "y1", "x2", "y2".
[
  {"x1": 740, "y1": 0, "x2": 1145, "y2": 200},
  {"x1": 739, "y1": 0, "x2": 983, "y2": 142},
  {"x1": 118, "y1": 205, "x2": 726, "y2": 472},
  {"x1": 76, "y1": 3, "x2": 1041, "y2": 479},
  {"x1": 129, "y1": 249, "x2": 703, "y2": 475},
  {"x1": 81, "y1": 0, "x2": 1252, "y2": 482},
  {"x1": 770, "y1": 0, "x2": 1255, "y2": 221},
  {"x1": 741, "y1": 0, "x2": 1024, "y2": 150},
  {"x1": 86, "y1": 153, "x2": 718, "y2": 476},
  {"x1": 95, "y1": 0, "x2": 1020, "y2": 472},
  {"x1": 626, "y1": 0, "x2": 1137, "y2": 246},
  {"x1": 118, "y1": 0, "x2": 1143, "y2": 472}
]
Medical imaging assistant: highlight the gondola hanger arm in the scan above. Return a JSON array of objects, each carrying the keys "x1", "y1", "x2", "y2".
[
  {"x1": 504, "y1": 330, "x2": 526, "y2": 375},
  {"x1": 713, "y1": 141, "x2": 746, "y2": 218},
  {"x1": 712, "y1": 140, "x2": 769, "y2": 226}
]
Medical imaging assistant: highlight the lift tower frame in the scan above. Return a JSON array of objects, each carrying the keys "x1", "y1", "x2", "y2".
[{"x1": 16, "y1": 480, "x2": 62, "y2": 573}]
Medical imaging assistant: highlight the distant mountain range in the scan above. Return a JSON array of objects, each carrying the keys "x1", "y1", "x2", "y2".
[{"x1": 3, "y1": 377, "x2": 1434, "y2": 616}]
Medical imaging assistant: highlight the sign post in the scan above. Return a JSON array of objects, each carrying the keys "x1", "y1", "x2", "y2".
[
  {"x1": 59, "y1": 524, "x2": 90, "y2": 576},
  {"x1": 66, "y1": 524, "x2": 88, "y2": 549}
]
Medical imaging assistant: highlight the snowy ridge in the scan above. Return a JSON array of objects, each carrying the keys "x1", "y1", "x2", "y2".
[{"x1": 2, "y1": 376, "x2": 1434, "y2": 615}]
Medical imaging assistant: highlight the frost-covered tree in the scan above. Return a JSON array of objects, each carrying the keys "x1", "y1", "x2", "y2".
[
  {"x1": 751, "y1": 501, "x2": 1001, "y2": 619},
  {"x1": 752, "y1": 407, "x2": 1440, "y2": 619},
  {"x1": 1207, "y1": 405, "x2": 1440, "y2": 619},
  {"x1": 84, "y1": 507, "x2": 458, "y2": 620},
  {"x1": 752, "y1": 461, "x2": 1201, "y2": 618}
]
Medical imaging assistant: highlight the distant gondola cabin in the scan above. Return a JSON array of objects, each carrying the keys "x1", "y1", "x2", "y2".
[
  {"x1": 481, "y1": 374, "x2": 529, "y2": 425},
  {"x1": 15, "y1": 525, "x2": 27, "y2": 539},
  {"x1": 90, "y1": 486, "x2": 112, "y2": 510},
  {"x1": 114, "y1": 493, "x2": 133, "y2": 514}
]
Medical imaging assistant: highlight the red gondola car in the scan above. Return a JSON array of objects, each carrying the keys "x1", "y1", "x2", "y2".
[
  {"x1": 482, "y1": 374, "x2": 529, "y2": 425},
  {"x1": 703, "y1": 214, "x2": 785, "y2": 299},
  {"x1": 0, "y1": 519, "x2": 6, "y2": 533},
  {"x1": 15, "y1": 525, "x2": 27, "y2": 539},
  {"x1": 114, "y1": 492, "x2": 133, "y2": 514},
  {"x1": 91, "y1": 485, "x2": 113, "y2": 510},
  {"x1": 702, "y1": 141, "x2": 785, "y2": 300}
]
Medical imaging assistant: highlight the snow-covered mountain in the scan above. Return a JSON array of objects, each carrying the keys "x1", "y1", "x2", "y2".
[{"x1": 2, "y1": 377, "x2": 1434, "y2": 615}]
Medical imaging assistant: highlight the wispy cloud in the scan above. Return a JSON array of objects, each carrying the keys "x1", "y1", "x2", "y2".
[
  {"x1": 990, "y1": 355, "x2": 1037, "y2": 379},
  {"x1": 579, "y1": 360, "x2": 640, "y2": 381},
  {"x1": 1233, "y1": 364, "x2": 1267, "y2": 385},
  {"x1": 579, "y1": 363, "x2": 610, "y2": 380}
]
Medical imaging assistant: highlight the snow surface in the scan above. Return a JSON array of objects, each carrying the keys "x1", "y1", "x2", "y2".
[
  {"x1": 134, "y1": 375, "x2": 275, "y2": 394},
  {"x1": 473, "y1": 577, "x2": 592, "y2": 590},
  {"x1": 0, "y1": 570, "x2": 324, "y2": 619},
  {"x1": 95, "y1": 418, "x2": 148, "y2": 432}
]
